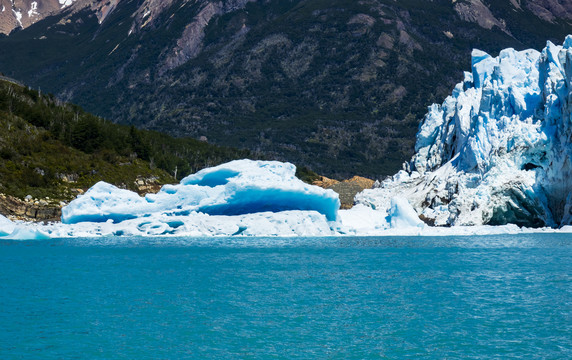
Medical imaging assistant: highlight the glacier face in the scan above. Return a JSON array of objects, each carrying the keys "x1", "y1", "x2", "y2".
[{"x1": 358, "y1": 36, "x2": 572, "y2": 227}]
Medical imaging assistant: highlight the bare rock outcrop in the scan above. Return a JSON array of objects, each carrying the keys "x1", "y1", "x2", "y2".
[
  {"x1": 0, "y1": 194, "x2": 61, "y2": 222},
  {"x1": 313, "y1": 175, "x2": 375, "y2": 209}
]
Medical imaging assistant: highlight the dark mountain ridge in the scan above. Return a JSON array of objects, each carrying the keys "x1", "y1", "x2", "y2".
[{"x1": 1, "y1": 0, "x2": 571, "y2": 177}]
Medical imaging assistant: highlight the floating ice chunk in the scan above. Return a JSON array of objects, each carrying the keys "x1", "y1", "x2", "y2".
[
  {"x1": 2, "y1": 227, "x2": 50, "y2": 240},
  {"x1": 0, "y1": 214, "x2": 14, "y2": 236},
  {"x1": 387, "y1": 197, "x2": 424, "y2": 229},
  {"x1": 335, "y1": 205, "x2": 390, "y2": 235},
  {"x1": 62, "y1": 160, "x2": 340, "y2": 225}
]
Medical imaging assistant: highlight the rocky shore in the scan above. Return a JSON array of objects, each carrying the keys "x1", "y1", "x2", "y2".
[
  {"x1": 0, "y1": 194, "x2": 62, "y2": 222},
  {"x1": 0, "y1": 176, "x2": 164, "y2": 222}
]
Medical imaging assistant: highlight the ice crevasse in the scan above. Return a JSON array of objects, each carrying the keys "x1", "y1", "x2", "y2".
[{"x1": 357, "y1": 36, "x2": 572, "y2": 227}]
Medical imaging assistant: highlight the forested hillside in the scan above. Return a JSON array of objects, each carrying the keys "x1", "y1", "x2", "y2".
[{"x1": 0, "y1": 78, "x2": 251, "y2": 201}]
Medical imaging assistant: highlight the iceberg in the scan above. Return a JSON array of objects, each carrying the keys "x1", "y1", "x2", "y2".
[
  {"x1": 357, "y1": 36, "x2": 572, "y2": 228},
  {"x1": 0, "y1": 214, "x2": 14, "y2": 236},
  {"x1": 61, "y1": 159, "x2": 340, "y2": 224}
]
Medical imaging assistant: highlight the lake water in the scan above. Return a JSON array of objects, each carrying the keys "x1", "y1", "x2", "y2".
[{"x1": 1, "y1": 234, "x2": 571, "y2": 359}]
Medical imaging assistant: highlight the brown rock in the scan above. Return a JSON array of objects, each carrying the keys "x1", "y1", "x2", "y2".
[
  {"x1": 328, "y1": 182, "x2": 364, "y2": 210},
  {"x1": 343, "y1": 176, "x2": 375, "y2": 190},
  {"x1": 0, "y1": 193, "x2": 61, "y2": 222},
  {"x1": 313, "y1": 175, "x2": 375, "y2": 209},
  {"x1": 312, "y1": 176, "x2": 339, "y2": 189},
  {"x1": 135, "y1": 176, "x2": 162, "y2": 195}
]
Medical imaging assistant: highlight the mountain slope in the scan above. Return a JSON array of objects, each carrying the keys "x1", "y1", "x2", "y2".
[{"x1": 1, "y1": 0, "x2": 571, "y2": 177}]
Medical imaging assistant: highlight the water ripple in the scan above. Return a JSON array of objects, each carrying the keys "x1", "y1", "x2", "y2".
[{"x1": 1, "y1": 234, "x2": 571, "y2": 359}]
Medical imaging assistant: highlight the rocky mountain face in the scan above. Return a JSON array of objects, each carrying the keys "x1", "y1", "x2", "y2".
[
  {"x1": 1, "y1": 0, "x2": 571, "y2": 177},
  {"x1": 0, "y1": 0, "x2": 72, "y2": 35},
  {"x1": 454, "y1": 0, "x2": 572, "y2": 31}
]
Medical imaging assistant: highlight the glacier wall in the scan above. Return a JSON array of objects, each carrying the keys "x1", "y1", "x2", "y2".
[{"x1": 358, "y1": 36, "x2": 572, "y2": 227}]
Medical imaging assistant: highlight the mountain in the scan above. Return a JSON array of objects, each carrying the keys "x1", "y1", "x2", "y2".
[
  {"x1": 357, "y1": 36, "x2": 572, "y2": 228},
  {"x1": 1, "y1": 0, "x2": 571, "y2": 178}
]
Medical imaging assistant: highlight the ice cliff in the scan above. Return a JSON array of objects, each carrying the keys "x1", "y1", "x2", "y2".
[{"x1": 358, "y1": 36, "x2": 572, "y2": 228}]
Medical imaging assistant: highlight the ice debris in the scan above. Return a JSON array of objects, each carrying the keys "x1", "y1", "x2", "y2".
[
  {"x1": 8, "y1": 160, "x2": 442, "y2": 238},
  {"x1": 0, "y1": 215, "x2": 50, "y2": 240},
  {"x1": 0, "y1": 214, "x2": 14, "y2": 236},
  {"x1": 2, "y1": 227, "x2": 50, "y2": 240}
]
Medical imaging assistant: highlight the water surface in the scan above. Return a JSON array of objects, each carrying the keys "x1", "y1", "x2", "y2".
[{"x1": 1, "y1": 234, "x2": 571, "y2": 359}]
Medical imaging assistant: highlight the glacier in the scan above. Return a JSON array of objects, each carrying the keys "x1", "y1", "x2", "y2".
[
  {"x1": 358, "y1": 36, "x2": 572, "y2": 228},
  {"x1": 2, "y1": 37, "x2": 572, "y2": 239}
]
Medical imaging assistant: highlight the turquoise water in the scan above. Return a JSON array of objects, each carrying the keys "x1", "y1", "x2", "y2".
[{"x1": 1, "y1": 234, "x2": 571, "y2": 359}]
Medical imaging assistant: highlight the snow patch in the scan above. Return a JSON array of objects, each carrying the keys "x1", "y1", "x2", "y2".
[
  {"x1": 12, "y1": 9, "x2": 22, "y2": 27},
  {"x1": 28, "y1": 1, "x2": 38, "y2": 18},
  {"x1": 58, "y1": 0, "x2": 76, "y2": 9},
  {"x1": 59, "y1": 0, "x2": 75, "y2": 8}
]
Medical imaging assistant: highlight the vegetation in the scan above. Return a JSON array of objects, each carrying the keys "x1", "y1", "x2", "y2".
[
  {"x1": 0, "y1": 78, "x2": 252, "y2": 201},
  {"x1": 295, "y1": 166, "x2": 320, "y2": 184}
]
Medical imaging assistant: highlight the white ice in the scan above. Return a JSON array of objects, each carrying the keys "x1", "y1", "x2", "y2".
[
  {"x1": 62, "y1": 160, "x2": 340, "y2": 224},
  {"x1": 0, "y1": 214, "x2": 14, "y2": 236},
  {"x1": 58, "y1": 0, "x2": 74, "y2": 8}
]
